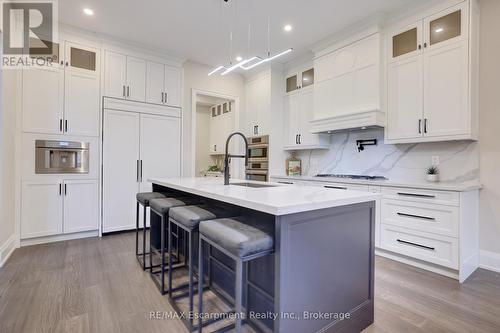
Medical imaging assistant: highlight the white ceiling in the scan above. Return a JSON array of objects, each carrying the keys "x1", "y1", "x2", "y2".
[{"x1": 59, "y1": 0, "x2": 434, "y2": 68}]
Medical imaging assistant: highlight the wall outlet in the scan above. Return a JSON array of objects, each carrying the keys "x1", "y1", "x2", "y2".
[{"x1": 432, "y1": 156, "x2": 440, "y2": 166}]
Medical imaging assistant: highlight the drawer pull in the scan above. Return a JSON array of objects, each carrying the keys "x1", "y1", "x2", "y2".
[
  {"x1": 324, "y1": 185, "x2": 347, "y2": 190},
  {"x1": 397, "y1": 212, "x2": 436, "y2": 221},
  {"x1": 397, "y1": 192, "x2": 436, "y2": 199},
  {"x1": 396, "y1": 239, "x2": 435, "y2": 251},
  {"x1": 278, "y1": 181, "x2": 293, "y2": 185}
]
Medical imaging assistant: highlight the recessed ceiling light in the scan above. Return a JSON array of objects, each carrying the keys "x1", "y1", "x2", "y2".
[
  {"x1": 83, "y1": 8, "x2": 94, "y2": 16},
  {"x1": 284, "y1": 24, "x2": 292, "y2": 32},
  {"x1": 236, "y1": 56, "x2": 243, "y2": 62}
]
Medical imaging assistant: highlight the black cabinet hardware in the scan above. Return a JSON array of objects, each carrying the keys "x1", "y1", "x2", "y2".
[
  {"x1": 59, "y1": 183, "x2": 62, "y2": 195},
  {"x1": 65, "y1": 120, "x2": 68, "y2": 132},
  {"x1": 278, "y1": 181, "x2": 293, "y2": 185},
  {"x1": 418, "y1": 44, "x2": 422, "y2": 50},
  {"x1": 424, "y1": 42, "x2": 427, "y2": 48},
  {"x1": 136, "y1": 160, "x2": 140, "y2": 182},
  {"x1": 397, "y1": 192, "x2": 436, "y2": 198},
  {"x1": 424, "y1": 118, "x2": 428, "y2": 134},
  {"x1": 59, "y1": 119, "x2": 63, "y2": 132},
  {"x1": 161, "y1": 92, "x2": 164, "y2": 103},
  {"x1": 397, "y1": 239, "x2": 435, "y2": 251},
  {"x1": 127, "y1": 86, "x2": 130, "y2": 98},
  {"x1": 140, "y1": 160, "x2": 143, "y2": 182},
  {"x1": 418, "y1": 119, "x2": 422, "y2": 134},
  {"x1": 123, "y1": 85, "x2": 126, "y2": 98},
  {"x1": 324, "y1": 185, "x2": 347, "y2": 190},
  {"x1": 397, "y1": 212, "x2": 435, "y2": 221},
  {"x1": 64, "y1": 184, "x2": 67, "y2": 195}
]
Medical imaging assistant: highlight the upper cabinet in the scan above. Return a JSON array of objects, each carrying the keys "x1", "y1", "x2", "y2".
[
  {"x1": 286, "y1": 68, "x2": 315, "y2": 94},
  {"x1": 386, "y1": 1, "x2": 478, "y2": 143},
  {"x1": 22, "y1": 40, "x2": 100, "y2": 137},
  {"x1": 105, "y1": 51, "x2": 182, "y2": 107},
  {"x1": 245, "y1": 73, "x2": 271, "y2": 136},
  {"x1": 146, "y1": 62, "x2": 182, "y2": 107},
  {"x1": 311, "y1": 33, "x2": 385, "y2": 133}
]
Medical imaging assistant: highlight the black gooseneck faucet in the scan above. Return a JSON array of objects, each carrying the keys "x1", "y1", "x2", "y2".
[{"x1": 223, "y1": 132, "x2": 248, "y2": 185}]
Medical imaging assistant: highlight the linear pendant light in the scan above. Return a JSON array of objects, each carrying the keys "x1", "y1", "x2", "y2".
[{"x1": 208, "y1": 0, "x2": 293, "y2": 76}]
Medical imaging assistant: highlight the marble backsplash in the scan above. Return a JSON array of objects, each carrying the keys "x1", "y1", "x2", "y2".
[{"x1": 292, "y1": 129, "x2": 479, "y2": 183}]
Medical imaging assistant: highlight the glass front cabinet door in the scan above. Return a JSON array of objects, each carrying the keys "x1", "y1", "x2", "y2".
[
  {"x1": 424, "y1": 2, "x2": 468, "y2": 51},
  {"x1": 65, "y1": 42, "x2": 100, "y2": 75},
  {"x1": 286, "y1": 68, "x2": 314, "y2": 93},
  {"x1": 389, "y1": 22, "x2": 423, "y2": 62}
]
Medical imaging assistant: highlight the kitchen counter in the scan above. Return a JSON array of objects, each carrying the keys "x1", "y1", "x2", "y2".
[
  {"x1": 271, "y1": 174, "x2": 482, "y2": 192},
  {"x1": 149, "y1": 177, "x2": 379, "y2": 215},
  {"x1": 151, "y1": 177, "x2": 376, "y2": 333}
]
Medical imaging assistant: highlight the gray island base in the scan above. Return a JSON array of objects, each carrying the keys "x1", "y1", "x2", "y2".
[{"x1": 151, "y1": 178, "x2": 376, "y2": 333}]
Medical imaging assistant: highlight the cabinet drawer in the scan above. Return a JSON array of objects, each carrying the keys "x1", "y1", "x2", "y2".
[
  {"x1": 382, "y1": 187, "x2": 459, "y2": 206},
  {"x1": 380, "y1": 224, "x2": 458, "y2": 269},
  {"x1": 382, "y1": 199, "x2": 459, "y2": 237},
  {"x1": 310, "y1": 182, "x2": 370, "y2": 192}
]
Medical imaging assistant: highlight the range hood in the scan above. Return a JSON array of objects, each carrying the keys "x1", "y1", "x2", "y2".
[{"x1": 309, "y1": 109, "x2": 385, "y2": 134}]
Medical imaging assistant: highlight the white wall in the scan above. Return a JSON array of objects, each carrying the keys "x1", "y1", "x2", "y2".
[
  {"x1": 195, "y1": 105, "x2": 212, "y2": 175},
  {"x1": 0, "y1": 34, "x2": 18, "y2": 266},
  {"x1": 182, "y1": 61, "x2": 246, "y2": 176},
  {"x1": 478, "y1": 0, "x2": 500, "y2": 256}
]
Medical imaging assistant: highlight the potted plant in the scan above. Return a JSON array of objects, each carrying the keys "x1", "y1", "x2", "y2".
[{"x1": 426, "y1": 166, "x2": 440, "y2": 182}]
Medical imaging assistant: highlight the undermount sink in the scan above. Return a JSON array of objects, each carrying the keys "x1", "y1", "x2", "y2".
[{"x1": 231, "y1": 182, "x2": 278, "y2": 188}]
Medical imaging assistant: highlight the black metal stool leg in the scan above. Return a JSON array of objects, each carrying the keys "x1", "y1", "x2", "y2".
[
  {"x1": 188, "y1": 230, "x2": 194, "y2": 328},
  {"x1": 235, "y1": 259, "x2": 243, "y2": 333},
  {"x1": 135, "y1": 202, "x2": 140, "y2": 256},
  {"x1": 160, "y1": 214, "x2": 166, "y2": 295},
  {"x1": 168, "y1": 219, "x2": 173, "y2": 295},
  {"x1": 142, "y1": 204, "x2": 147, "y2": 271},
  {"x1": 197, "y1": 237, "x2": 204, "y2": 333}
]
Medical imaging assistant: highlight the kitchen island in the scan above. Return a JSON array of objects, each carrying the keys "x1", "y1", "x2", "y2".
[{"x1": 150, "y1": 177, "x2": 379, "y2": 333}]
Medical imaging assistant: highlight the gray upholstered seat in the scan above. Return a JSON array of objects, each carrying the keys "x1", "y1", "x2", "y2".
[
  {"x1": 149, "y1": 197, "x2": 198, "y2": 215},
  {"x1": 199, "y1": 217, "x2": 274, "y2": 258},
  {"x1": 136, "y1": 192, "x2": 167, "y2": 205},
  {"x1": 169, "y1": 205, "x2": 234, "y2": 229}
]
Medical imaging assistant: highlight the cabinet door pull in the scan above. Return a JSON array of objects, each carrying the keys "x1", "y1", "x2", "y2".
[
  {"x1": 295, "y1": 135, "x2": 298, "y2": 144},
  {"x1": 278, "y1": 181, "x2": 293, "y2": 185},
  {"x1": 164, "y1": 92, "x2": 168, "y2": 103},
  {"x1": 123, "y1": 85, "x2": 126, "y2": 98},
  {"x1": 397, "y1": 192, "x2": 436, "y2": 199},
  {"x1": 255, "y1": 125, "x2": 259, "y2": 135},
  {"x1": 397, "y1": 239, "x2": 435, "y2": 251},
  {"x1": 140, "y1": 160, "x2": 143, "y2": 182},
  {"x1": 397, "y1": 212, "x2": 435, "y2": 221},
  {"x1": 127, "y1": 86, "x2": 130, "y2": 98},
  {"x1": 59, "y1": 183, "x2": 62, "y2": 195},
  {"x1": 424, "y1": 118, "x2": 428, "y2": 134},
  {"x1": 59, "y1": 119, "x2": 63, "y2": 132},
  {"x1": 423, "y1": 42, "x2": 427, "y2": 48},
  {"x1": 65, "y1": 61, "x2": 69, "y2": 67},
  {"x1": 418, "y1": 119, "x2": 422, "y2": 134},
  {"x1": 64, "y1": 120, "x2": 68, "y2": 133},
  {"x1": 136, "y1": 160, "x2": 140, "y2": 182},
  {"x1": 418, "y1": 44, "x2": 422, "y2": 50},
  {"x1": 64, "y1": 184, "x2": 67, "y2": 195},
  {"x1": 324, "y1": 185, "x2": 347, "y2": 190},
  {"x1": 161, "y1": 92, "x2": 164, "y2": 103},
  {"x1": 298, "y1": 134, "x2": 301, "y2": 144}
]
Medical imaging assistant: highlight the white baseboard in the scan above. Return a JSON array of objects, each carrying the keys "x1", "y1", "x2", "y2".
[
  {"x1": 20, "y1": 230, "x2": 99, "y2": 247},
  {"x1": 0, "y1": 234, "x2": 18, "y2": 268},
  {"x1": 479, "y1": 250, "x2": 500, "y2": 273}
]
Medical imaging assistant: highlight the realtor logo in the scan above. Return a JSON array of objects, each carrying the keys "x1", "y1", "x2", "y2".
[{"x1": 2, "y1": 1, "x2": 58, "y2": 68}]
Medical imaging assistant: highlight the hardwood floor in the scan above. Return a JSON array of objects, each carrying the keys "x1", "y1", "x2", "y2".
[{"x1": 1, "y1": 232, "x2": 499, "y2": 333}]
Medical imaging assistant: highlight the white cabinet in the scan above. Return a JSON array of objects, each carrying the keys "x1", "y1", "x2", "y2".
[
  {"x1": 105, "y1": 51, "x2": 146, "y2": 102},
  {"x1": 104, "y1": 51, "x2": 127, "y2": 98},
  {"x1": 63, "y1": 180, "x2": 99, "y2": 233},
  {"x1": 146, "y1": 63, "x2": 182, "y2": 107},
  {"x1": 21, "y1": 181, "x2": 63, "y2": 238},
  {"x1": 22, "y1": 40, "x2": 100, "y2": 136},
  {"x1": 245, "y1": 74, "x2": 271, "y2": 136},
  {"x1": 386, "y1": 1, "x2": 478, "y2": 143},
  {"x1": 21, "y1": 179, "x2": 99, "y2": 239},
  {"x1": 284, "y1": 87, "x2": 329, "y2": 150},
  {"x1": 102, "y1": 108, "x2": 181, "y2": 232},
  {"x1": 209, "y1": 103, "x2": 233, "y2": 155},
  {"x1": 126, "y1": 57, "x2": 147, "y2": 102}
]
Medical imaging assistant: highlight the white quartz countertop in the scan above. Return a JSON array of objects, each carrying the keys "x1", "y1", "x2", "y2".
[
  {"x1": 150, "y1": 177, "x2": 379, "y2": 216},
  {"x1": 270, "y1": 175, "x2": 482, "y2": 192}
]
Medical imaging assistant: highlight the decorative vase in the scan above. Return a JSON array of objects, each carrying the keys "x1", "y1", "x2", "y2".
[{"x1": 426, "y1": 174, "x2": 439, "y2": 182}]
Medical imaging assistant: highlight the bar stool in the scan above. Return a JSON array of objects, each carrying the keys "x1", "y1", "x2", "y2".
[
  {"x1": 197, "y1": 216, "x2": 274, "y2": 333},
  {"x1": 135, "y1": 192, "x2": 168, "y2": 270},
  {"x1": 168, "y1": 204, "x2": 237, "y2": 331},
  {"x1": 149, "y1": 196, "x2": 202, "y2": 295}
]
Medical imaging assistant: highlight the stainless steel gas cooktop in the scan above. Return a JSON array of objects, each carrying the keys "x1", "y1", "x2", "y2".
[{"x1": 315, "y1": 174, "x2": 388, "y2": 181}]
